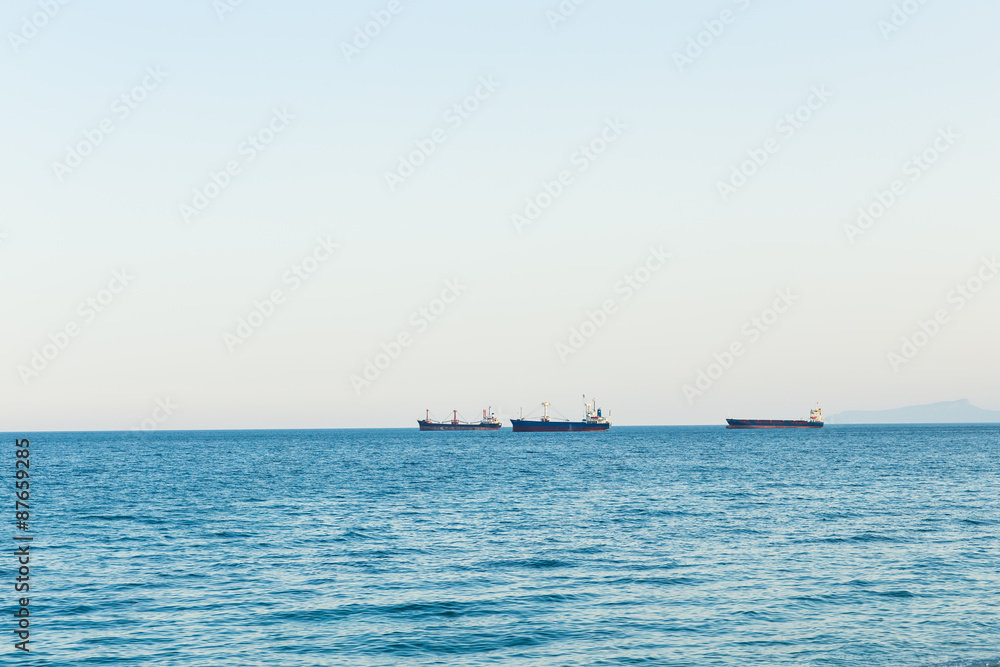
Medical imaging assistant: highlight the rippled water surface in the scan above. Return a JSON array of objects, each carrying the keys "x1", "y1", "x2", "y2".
[{"x1": 18, "y1": 425, "x2": 1000, "y2": 665}]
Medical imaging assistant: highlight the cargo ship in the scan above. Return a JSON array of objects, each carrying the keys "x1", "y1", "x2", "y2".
[
  {"x1": 510, "y1": 397, "x2": 611, "y2": 432},
  {"x1": 418, "y1": 408, "x2": 502, "y2": 431},
  {"x1": 726, "y1": 405, "x2": 824, "y2": 429}
]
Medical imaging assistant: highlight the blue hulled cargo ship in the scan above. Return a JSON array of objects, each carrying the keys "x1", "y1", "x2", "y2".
[{"x1": 510, "y1": 397, "x2": 611, "y2": 432}]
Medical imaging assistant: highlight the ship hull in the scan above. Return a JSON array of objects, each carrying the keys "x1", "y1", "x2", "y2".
[
  {"x1": 417, "y1": 420, "x2": 501, "y2": 431},
  {"x1": 510, "y1": 419, "x2": 610, "y2": 432},
  {"x1": 726, "y1": 419, "x2": 823, "y2": 429}
]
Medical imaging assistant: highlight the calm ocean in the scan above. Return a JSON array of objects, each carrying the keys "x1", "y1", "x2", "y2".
[{"x1": 13, "y1": 425, "x2": 1000, "y2": 665}]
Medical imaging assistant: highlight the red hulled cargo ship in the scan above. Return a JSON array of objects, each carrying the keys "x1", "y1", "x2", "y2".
[
  {"x1": 417, "y1": 408, "x2": 502, "y2": 431},
  {"x1": 726, "y1": 405, "x2": 824, "y2": 429}
]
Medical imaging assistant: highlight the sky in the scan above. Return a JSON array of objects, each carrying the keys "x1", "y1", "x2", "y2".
[{"x1": 1, "y1": 0, "x2": 998, "y2": 429}]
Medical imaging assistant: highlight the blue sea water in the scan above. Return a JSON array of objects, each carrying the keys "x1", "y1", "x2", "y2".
[{"x1": 11, "y1": 424, "x2": 1000, "y2": 665}]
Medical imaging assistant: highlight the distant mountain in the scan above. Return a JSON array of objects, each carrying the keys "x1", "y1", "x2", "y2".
[{"x1": 832, "y1": 399, "x2": 1000, "y2": 424}]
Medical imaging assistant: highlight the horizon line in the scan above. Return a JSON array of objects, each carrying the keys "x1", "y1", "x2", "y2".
[{"x1": 4, "y1": 422, "x2": 1000, "y2": 434}]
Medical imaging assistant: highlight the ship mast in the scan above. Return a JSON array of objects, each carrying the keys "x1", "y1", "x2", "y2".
[{"x1": 542, "y1": 401, "x2": 550, "y2": 421}]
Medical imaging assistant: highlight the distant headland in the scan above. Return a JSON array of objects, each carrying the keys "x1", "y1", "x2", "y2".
[{"x1": 832, "y1": 399, "x2": 1000, "y2": 424}]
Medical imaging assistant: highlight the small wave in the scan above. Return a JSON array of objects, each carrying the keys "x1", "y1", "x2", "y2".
[
  {"x1": 340, "y1": 528, "x2": 383, "y2": 540},
  {"x1": 524, "y1": 592, "x2": 593, "y2": 603},
  {"x1": 870, "y1": 589, "x2": 917, "y2": 598},
  {"x1": 806, "y1": 532, "x2": 905, "y2": 544},
  {"x1": 845, "y1": 578, "x2": 875, "y2": 586},
  {"x1": 604, "y1": 575, "x2": 702, "y2": 587},
  {"x1": 960, "y1": 518, "x2": 997, "y2": 526},
  {"x1": 568, "y1": 545, "x2": 604, "y2": 554},
  {"x1": 789, "y1": 594, "x2": 839, "y2": 604},
  {"x1": 848, "y1": 532, "x2": 905, "y2": 543},
  {"x1": 486, "y1": 558, "x2": 575, "y2": 570},
  {"x1": 921, "y1": 658, "x2": 1000, "y2": 667},
  {"x1": 275, "y1": 599, "x2": 505, "y2": 622},
  {"x1": 209, "y1": 530, "x2": 255, "y2": 538}
]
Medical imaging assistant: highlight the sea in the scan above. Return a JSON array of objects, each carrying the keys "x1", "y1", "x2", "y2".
[{"x1": 11, "y1": 424, "x2": 1000, "y2": 666}]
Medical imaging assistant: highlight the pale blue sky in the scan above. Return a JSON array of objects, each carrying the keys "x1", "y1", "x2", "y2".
[{"x1": 2, "y1": 0, "x2": 998, "y2": 429}]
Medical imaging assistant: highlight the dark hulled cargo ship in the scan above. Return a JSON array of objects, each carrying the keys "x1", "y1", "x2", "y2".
[
  {"x1": 726, "y1": 405, "x2": 824, "y2": 429},
  {"x1": 418, "y1": 408, "x2": 502, "y2": 431},
  {"x1": 510, "y1": 397, "x2": 611, "y2": 432}
]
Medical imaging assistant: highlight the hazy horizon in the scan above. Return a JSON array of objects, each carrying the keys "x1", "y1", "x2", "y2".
[{"x1": 3, "y1": 0, "x2": 998, "y2": 430}]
